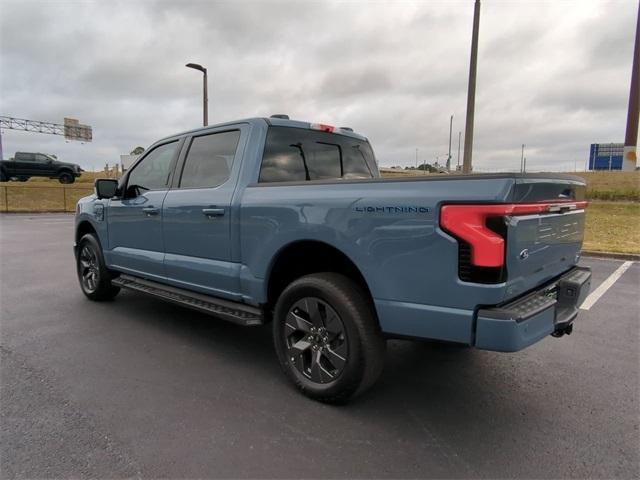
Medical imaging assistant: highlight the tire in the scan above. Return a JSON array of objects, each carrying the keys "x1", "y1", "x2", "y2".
[
  {"x1": 273, "y1": 273, "x2": 386, "y2": 404},
  {"x1": 58, "y1": 172, "x2": 74, "y2": 184},
  {"x1": 76, "y1": 234, "x2": 120, "y2": 301},
  {"x1": 16, "y1": 176, "x2": 29, "y2": 182},
  {"x1": 0, "y1": 170, "x2": 7, "y2": 182}
]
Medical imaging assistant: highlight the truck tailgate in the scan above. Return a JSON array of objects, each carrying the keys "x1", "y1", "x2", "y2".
[{"x1": 503, "y1": 209, "x2": 586, "y2": 301}]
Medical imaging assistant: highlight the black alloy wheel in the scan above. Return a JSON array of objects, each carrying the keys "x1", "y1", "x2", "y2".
[
  {"x1": 76, "y1": 234, "x2": 120, "y2": 301},
  {"x1": 79, "y1": 244, "x2": 100, "y2": 293},
  {"x1": 59, "y1": 172, "x2": 73, "y2": 184},
  {"x1": 273, "y1": 273, "x2": 386, "y2": 404},
  {"x1": 284, "y1": 297, "x2": 348, "y2": 384}
]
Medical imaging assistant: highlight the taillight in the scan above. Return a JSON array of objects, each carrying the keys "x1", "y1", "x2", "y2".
[
  {"x1": 310, "y1": 123, "x2": 336, "y2": 133},
  {"x1": 440, "y1": 201, "x2": 588, "y2": 269}
]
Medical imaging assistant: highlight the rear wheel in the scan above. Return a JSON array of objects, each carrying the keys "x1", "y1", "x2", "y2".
[
  {"x1": 273, "y1": 273, "x2": 385, "y2": 404},
  {"x1": 16, "y1": 176, "x2": 29, "y2": 182},
  {"x1": 0, "y1": 170, "x2": 7, "y2": 182},
  {"x1": 58, "y1": 172, "x2": 74, "y2": 184},
  {"x1": 76, "y1": 234, "x2": 120, "y2": 301}
]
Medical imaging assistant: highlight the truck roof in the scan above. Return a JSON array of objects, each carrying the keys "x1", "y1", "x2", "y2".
[{"x1": 161, "y1": 117, "x2": 368, "y2": 143}]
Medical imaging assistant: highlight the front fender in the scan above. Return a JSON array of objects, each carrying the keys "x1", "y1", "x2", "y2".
[{"x1": 75, "y1": 195, "x2": 109, "y2": 250}]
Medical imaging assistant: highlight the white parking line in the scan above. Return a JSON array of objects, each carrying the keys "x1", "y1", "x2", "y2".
[{"x1": 580, "y1": 261, "x2": 634, "y2": 310}]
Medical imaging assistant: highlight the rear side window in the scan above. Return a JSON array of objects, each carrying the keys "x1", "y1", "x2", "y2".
[
  {"x1": 259, "y1": 126, "x2": 378, "y2": 183},
  {"x1": 16, "y1": 153, "x2": 35, "y2": 161},
  {"x1": 180, "y1": 130, "x2": 241, "y2": 188}
]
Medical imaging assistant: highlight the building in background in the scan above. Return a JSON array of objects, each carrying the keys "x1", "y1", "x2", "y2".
[
  {"x1": 120, "y1": 154, "x2": 140, "y2": 173},
  {"x1": 589, "y1": 143, "x2": 624, "y2": 170}
]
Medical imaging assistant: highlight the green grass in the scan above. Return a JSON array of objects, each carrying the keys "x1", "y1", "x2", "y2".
[
  {"x1": 573, "y1": 171, "x2": 640, "y2": 202},
  {"x1": 0, "y1": 184, "x2": 93, "y2": 212},
  {"x1": 2, "y1": 171, "x2": 638, "y2": 254},
  {"x1": 583, "y1": 202, "x2": 640, "y2": 254}
]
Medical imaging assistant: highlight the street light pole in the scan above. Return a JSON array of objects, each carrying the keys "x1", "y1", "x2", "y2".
[
  {"x1": 462, "y1": 0, "x2": 481, "y2": 173},
  {"x1": 186, "y1": 63, "x2": 208, "y2": 126},
  {"x1": 520, "y1": 144, "x2": 525, "y2": 172},
  {"x1": 447, "y1": 114, "x2": 453, "y2": 172}
]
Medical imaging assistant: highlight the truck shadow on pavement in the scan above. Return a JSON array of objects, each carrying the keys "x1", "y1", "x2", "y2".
[{"x1": 111, "y1": 289, "x2": 524, "y2": 415}]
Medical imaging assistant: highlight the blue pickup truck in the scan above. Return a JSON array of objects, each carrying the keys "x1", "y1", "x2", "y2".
[{"x1": 75, "y1": 116, "x2": 591, "y2": 403}]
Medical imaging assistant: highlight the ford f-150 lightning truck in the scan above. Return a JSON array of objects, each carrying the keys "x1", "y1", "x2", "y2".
[{"x1": 74, "y1": 116, "x2": 591, "y2": 403}]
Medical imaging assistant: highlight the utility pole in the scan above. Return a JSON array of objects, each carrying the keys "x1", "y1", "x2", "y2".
[
  {"x1": 523, "y1": 157, "x2": 527, "y2": 173},
  {"x1": 415, "y1": 148, "x2": 418, "y2": 170},
  {"x1": 457, "y1": 131, "x2": 462, "y2": 170},
  {"x1": 447, "y1": 114, "x2": 453, "y2": 172},
  {"x1": 623, "y1": 0, "x2": 640, "y2": 170},
  {"x1": 462, "y1": 0, "x2": 481, "y2": 173},
  {"x1": 520, "y1": 144, "x2": 525, "y2": 172}
]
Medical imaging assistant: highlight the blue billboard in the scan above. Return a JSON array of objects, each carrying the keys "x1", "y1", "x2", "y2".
[{"x1": 589, "y1": 143, "x2": 624, "y2": 170}]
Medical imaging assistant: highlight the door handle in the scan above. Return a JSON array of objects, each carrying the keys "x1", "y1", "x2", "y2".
[
  {"x1": 202, "y1": 208, "x2": 225, "y2": 218},
  {"x1": 142, "y1": 206, "x2": 159, "y2": 216}
]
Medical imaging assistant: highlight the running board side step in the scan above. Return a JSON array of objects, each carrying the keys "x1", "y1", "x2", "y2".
[{"x1": 111, "y1": 274, "x2": 263, "y2": 326}]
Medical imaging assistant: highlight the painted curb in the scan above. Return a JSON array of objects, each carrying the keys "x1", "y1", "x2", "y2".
[{"x1": 581, "y1": 250, "x2": 640, "y2": 261}]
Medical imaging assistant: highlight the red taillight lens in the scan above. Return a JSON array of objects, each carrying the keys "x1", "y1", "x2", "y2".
[
  {"x1": 310, "y1": 123, "x2": 335, "y2": 133},
  {"x1": 440, "y1": 202, "x2": 587, "y2": 268}
]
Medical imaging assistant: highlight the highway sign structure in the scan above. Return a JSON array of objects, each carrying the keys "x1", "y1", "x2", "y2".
[
  {"x1": 589, "y1": 143, "x2": 624, "y2": 170},
  {"x1": 0, "y1": 116, "x2": 92, "y2": 142}
]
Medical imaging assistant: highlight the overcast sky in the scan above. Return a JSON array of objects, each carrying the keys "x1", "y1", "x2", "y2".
[{"x1": 1, "y1": 0, "x2": 638, "y2": 172}]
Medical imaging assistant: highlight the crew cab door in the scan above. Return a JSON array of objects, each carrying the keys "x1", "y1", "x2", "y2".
[
  {"x1": 13, "y1": 152, "x2": 36, "y2": 176},
  {"x1": 34, "y1": 154, "x2": 55, "y2": 175},
  {"x1": 106, "y1": 139, "x2": 181, "y2": 280},
  {"x1": 162, "y1": 127, "x2": 247, "y2": 299}
]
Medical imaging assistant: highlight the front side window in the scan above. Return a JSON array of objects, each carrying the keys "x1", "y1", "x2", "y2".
[
  {"x1": 127, "y1": 141, "x2": 178, "y2": 192},
  {"x1": 259, "y1": 126, "x2": 377, "y2": 183},
  {"x1": 180, "y1": 130, "x2": 240, "y2": 188}
]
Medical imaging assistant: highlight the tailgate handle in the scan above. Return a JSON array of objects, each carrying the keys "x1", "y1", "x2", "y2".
[
  {"x1": 202, "y1": 207, "x2": 225, "y2": 218},
  {"x1": 548, "y1": 204, "x2": 577, "y2": 213}
]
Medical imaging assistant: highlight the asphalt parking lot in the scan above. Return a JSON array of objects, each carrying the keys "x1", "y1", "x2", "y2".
[{"x1": 1, "y1": 213, "x2": 638, "y2": 479}]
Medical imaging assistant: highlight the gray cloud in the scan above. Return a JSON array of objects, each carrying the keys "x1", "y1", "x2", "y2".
[{"x1": 0, "y1": 0, "x2": 638, "y2": 171}]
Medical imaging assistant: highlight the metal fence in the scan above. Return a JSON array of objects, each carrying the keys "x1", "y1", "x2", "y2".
[{"x1": 0, "y1": 185, "x2": 94, "y2": 212}]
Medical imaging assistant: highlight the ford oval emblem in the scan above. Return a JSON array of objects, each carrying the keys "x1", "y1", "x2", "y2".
[{"x1": 519, "y1": 249, "x2": 530, "y2": 260}]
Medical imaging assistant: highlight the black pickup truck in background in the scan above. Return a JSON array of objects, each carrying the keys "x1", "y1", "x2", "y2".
[{"x1": 0, "y1": 152, "x2": 83, "y2": 183}]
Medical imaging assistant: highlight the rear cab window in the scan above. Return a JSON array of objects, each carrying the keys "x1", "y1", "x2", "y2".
[{"x1": 259, "y1": 126, "x2": 379, "y2": 183}]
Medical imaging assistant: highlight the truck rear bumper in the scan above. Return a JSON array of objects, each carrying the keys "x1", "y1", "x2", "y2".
[{"x1": 474, "y1": 266, "x2": 591, "y2": 352}]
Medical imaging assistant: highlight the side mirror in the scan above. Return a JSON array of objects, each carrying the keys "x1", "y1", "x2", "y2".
[{"x1": 95, "y1": 178, "x2": 118, "y2": 199}]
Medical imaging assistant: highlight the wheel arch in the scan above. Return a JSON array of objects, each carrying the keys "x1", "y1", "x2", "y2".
[
  {"x1": 265, "y1": 240, "x2": 375, "y2": 314},
  {"x1": 75, "y1": 220, "x2": 98, "y2": 247}
]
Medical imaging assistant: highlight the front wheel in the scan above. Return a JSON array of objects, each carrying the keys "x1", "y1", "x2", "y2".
[
  {"x1": 0, "y1": 171, "x2": 7, "y2": 182},
  {"x1": 58, "y1": 172, "x2": 74, "y2": 184},
  {"x1": 273, "y1": 273, "x2": 386, "y2": 404},
  {"x1": 76, "y1": 234, "x2": 120, "y2": 301}
]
